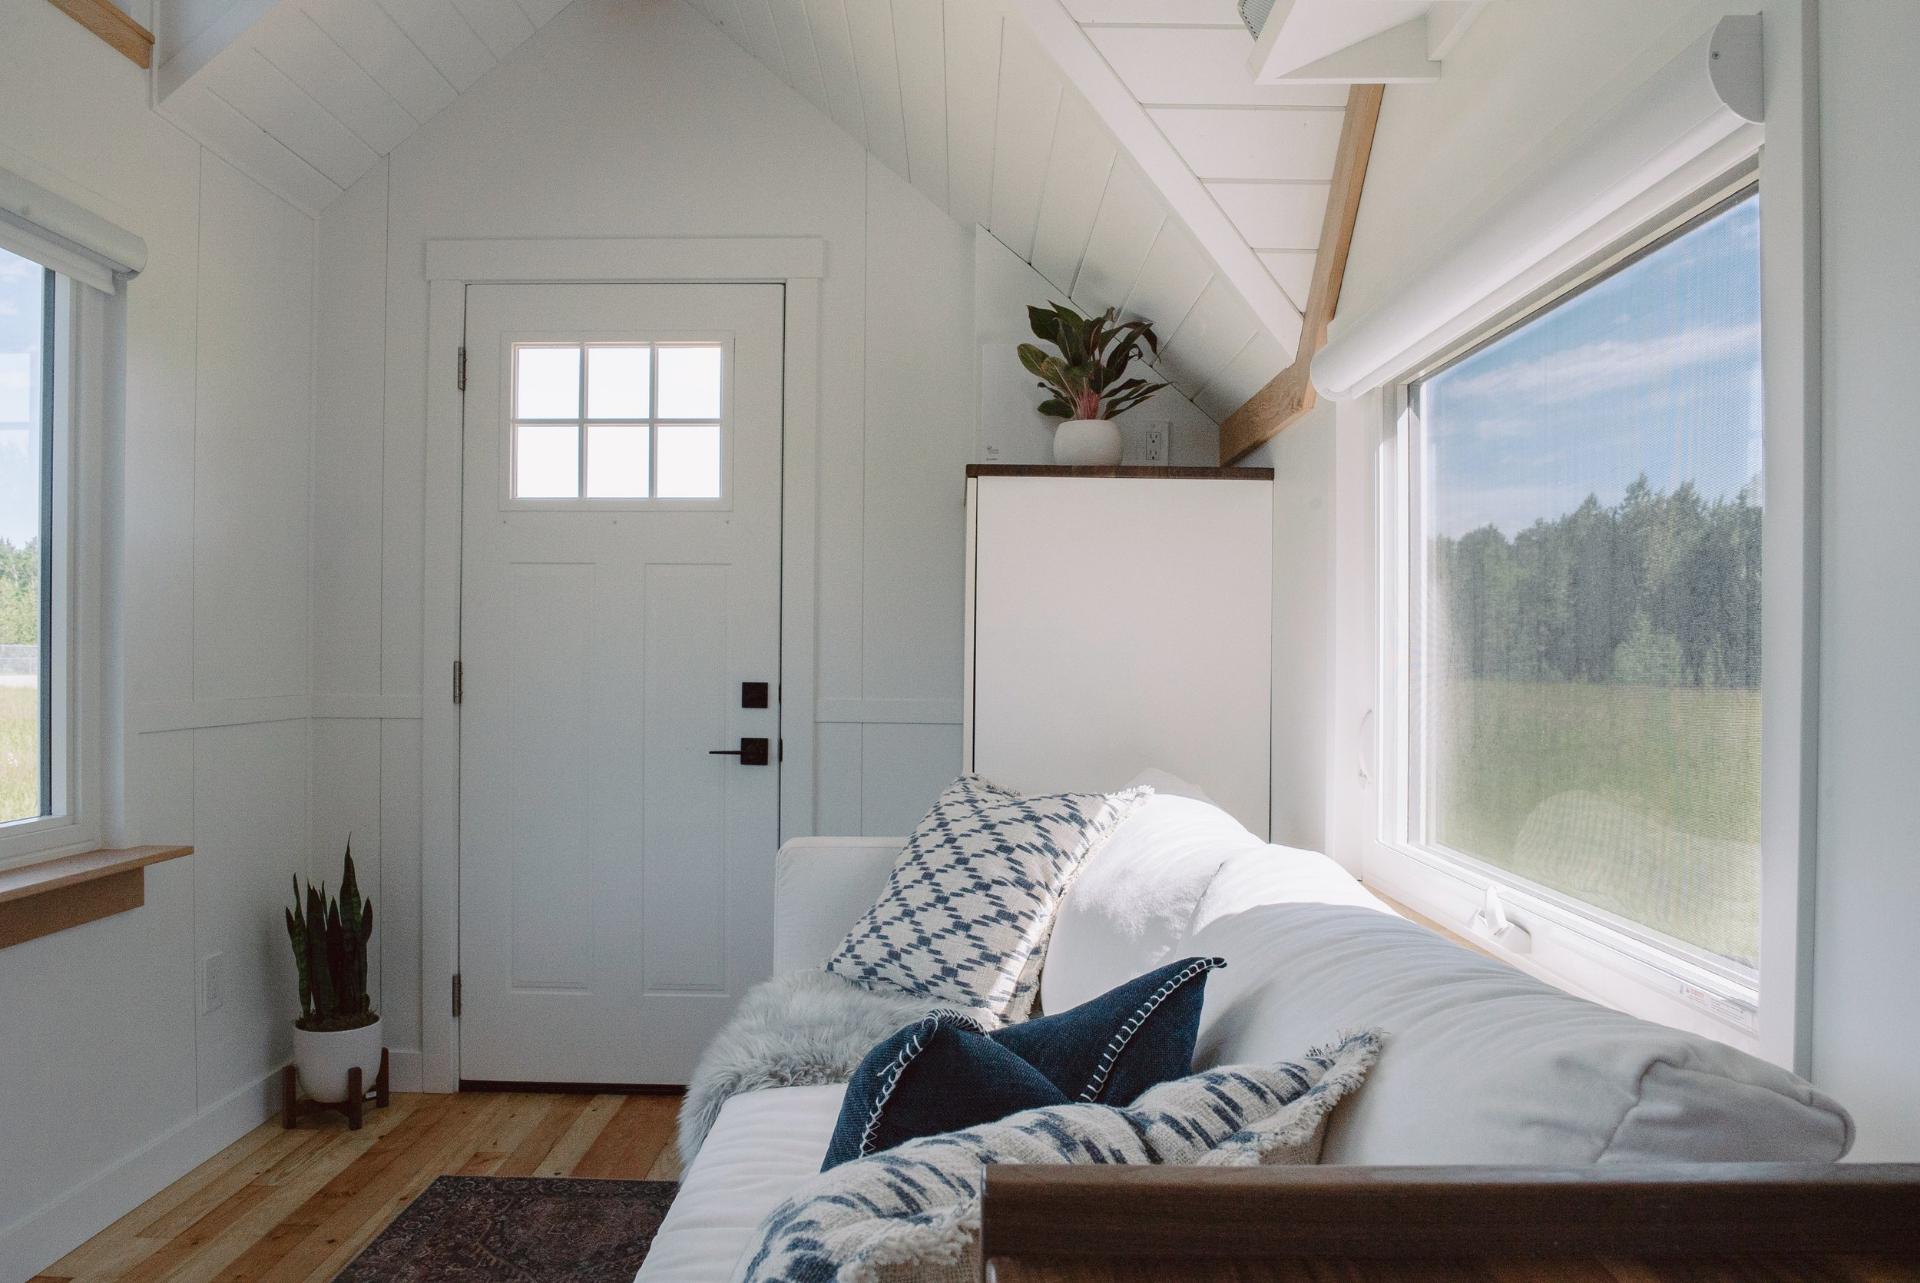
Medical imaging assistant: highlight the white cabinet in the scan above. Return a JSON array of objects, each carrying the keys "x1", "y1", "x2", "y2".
[{"x1": 963, "y1": 467, "x2": 1275, "y2": 839}]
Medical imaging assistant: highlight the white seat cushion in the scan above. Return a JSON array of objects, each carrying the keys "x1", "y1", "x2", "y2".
[
  {"x1": 1180, "y1": 881, "x2": 1853, "y2": 1165},
  {"x1": 635, "y1": 1085, "x2": 844, "y2": 1283},
  {"x1": 1040, "y1": 794, "x2": 1269, "y2": 1014}
]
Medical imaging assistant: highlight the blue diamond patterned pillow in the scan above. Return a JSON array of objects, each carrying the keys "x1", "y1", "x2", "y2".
[{"x1": 826, "y1": 775, "x2": 1150, "y2": 1022}]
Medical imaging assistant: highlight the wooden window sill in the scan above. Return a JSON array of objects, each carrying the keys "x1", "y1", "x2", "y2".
[{"x1": 0, "y1": 845, "x2": 192, "y2": 948}]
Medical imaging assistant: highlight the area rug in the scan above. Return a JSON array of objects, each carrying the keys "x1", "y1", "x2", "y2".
[{"x1": 334, "y1": 1175, "x2": 677, "y2": 1282}]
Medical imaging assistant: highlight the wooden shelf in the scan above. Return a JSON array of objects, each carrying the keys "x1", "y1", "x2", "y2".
[
  {"x1": 965, "y1": 465, "x2": 1274, "y2": 480},
  {"x1": 0, "y1": 845, "x2": 192, "y2": 948}
]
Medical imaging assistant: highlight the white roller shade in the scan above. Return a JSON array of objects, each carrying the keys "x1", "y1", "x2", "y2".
[
  {"x1": 0, "y1": 166, "x2": 147, "y2": 293},
  {"x1": 1313, "y1": 14, "x2": 1763, "y2": 401}
]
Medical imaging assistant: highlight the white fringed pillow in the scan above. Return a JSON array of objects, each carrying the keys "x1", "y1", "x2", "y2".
[
  {"x1": 826, "y1": 775, "x2": 1149, "y2": 1022},
  {"x1": 731, "y1": 1030, "x2": 1384, "y2": 1283}
]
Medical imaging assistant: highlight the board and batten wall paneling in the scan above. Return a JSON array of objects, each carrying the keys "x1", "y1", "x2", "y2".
[
  {"x1": 306, "y1": 0, "x2": 988, "y2": 1104},
  {"x1": 0, "y1": 2, "x2": 324, "y2": 1272}
]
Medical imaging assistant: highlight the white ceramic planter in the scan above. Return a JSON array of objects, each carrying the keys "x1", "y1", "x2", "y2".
[
  {"x1": 293, "y1": 1017, "x2": 383, "y2": 1103},
  {"x1": 1053, "y1": 418, "x2": 1123, "y2": 466}
]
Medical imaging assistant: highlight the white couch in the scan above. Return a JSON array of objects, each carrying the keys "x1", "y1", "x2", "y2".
[{"x1": 636, "y1": 794, "x2": 1852, "y2": 1282}]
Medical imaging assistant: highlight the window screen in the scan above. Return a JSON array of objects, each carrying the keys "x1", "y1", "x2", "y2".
[
  {"x1": 1407, "y1": 189, "x2": 1763, "y2": 969},
  {"x1": 0, "y1": 246, "x2": 50, "y2": 825}
]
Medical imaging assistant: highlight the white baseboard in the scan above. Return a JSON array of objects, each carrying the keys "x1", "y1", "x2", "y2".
[
  {"x1": 0, "y1": 1065, "x2": 283, "y2": 1283},
  {"x1": 387, "y1": 1047, "x2": 425, "y2": 1093}
]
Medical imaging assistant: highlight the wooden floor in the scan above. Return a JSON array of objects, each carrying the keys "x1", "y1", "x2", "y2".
[{"x1": 36, "y1": 1091, "x2": 683, "y2": 1283}]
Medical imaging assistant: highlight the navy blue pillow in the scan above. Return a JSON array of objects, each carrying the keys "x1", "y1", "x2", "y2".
[{"x1": 822, "y1": 956, "x2": 1225, "y2": 1170}]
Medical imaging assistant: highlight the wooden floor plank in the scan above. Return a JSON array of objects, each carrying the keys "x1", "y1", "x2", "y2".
[
  {"x1": 573, "y1": 1093, "x2": 680, "y2": 1179},
  {"x1": 49, "y1": 1090, "x2": 684, "y2": 1283},
  {"x1": 534, "y1": 1094, "x2": 626, "y2": 1177},
  {"x1": 492, "y1": 1094, "x2": 593, "y2": 1178}
]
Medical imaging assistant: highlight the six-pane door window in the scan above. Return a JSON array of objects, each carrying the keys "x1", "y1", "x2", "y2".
[
  {"x1": 511, "y1": 341, "x2": 725, "y2": 500},
  {"x1": 1404, "y1": 188, "x2": 1763, "y2": 972},
  {"x1": 0, "y1": 246, "x2": 50, "y2": 827}
]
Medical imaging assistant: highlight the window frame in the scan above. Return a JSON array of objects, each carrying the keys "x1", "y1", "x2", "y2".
[
  {"x1": 0, "y1": 266, "x2": 105, "y2": 867},
  {"x1": 500, "y1": 330, "x2": 734, "y2": 511},
  {"x1": 1364, "y1": 164, "x2": 1802, "y2": 1059}
]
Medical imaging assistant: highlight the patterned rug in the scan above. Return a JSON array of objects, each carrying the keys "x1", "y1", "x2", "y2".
[{"x1": 334, "y1": 1176, "x2": 677, "y2": 1281}]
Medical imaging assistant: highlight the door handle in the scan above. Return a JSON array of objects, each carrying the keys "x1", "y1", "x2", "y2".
[{"x1": 708, "y1": 737, "x2": 770, "y2": 766}]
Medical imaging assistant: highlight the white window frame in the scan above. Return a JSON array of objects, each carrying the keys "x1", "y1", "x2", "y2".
[
  {"x1": 1357, "y1": 149, "x2": 1817, "y2": 1067},
  {"x1": 500, "y1": 331, "x2": 735, "y2": 510},
  {"x1": 0, "y1": 268, "x2": 106, "y2": 867}
]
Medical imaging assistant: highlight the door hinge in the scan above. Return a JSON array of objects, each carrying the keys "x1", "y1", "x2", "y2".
[
  {"x1": 457, "y1": 346, "x2": 467, "y2": 391},
  {"x1": 453, "y1": 659, "x2": 464, "y2": 704},
  {"x1": 452, "y1": 973, "x2": 462, "y2": 1019}
]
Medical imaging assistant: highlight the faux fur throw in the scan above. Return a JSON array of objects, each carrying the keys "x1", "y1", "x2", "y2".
[{"x1": 678, "y1": 970, "x2": 1000, "y2": 1166}]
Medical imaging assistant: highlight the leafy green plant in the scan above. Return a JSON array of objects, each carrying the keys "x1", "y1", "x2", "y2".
[
  {"x1": 284, "y1": 844, "x2": 377, "y2": 1033},
  {"x1": 1017, "y1": 302, "x2": 1168, "y2": 421}
]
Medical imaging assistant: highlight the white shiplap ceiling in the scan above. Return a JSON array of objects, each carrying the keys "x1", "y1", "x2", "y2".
[
  {"x1": 154, "y1": 0, "x2": 576, "y2": 215},
  {"x1": 149, "y1": 0, "x2": 1477, "y2": 422},
  {"x1": 683, "y1": 0, "x2": 1338, "y2": 423}
]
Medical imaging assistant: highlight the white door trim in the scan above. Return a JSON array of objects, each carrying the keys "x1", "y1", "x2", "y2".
[{"x1": 421, "y1": 237, "x2": 825, "y2": 1093}]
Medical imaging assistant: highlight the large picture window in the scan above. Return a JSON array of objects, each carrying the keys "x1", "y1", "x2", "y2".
[
  {"x1": 0, "y1": 246, "x2": 51, "y2": 828},
  {"x1": 1399, "y1": 186, "x2": 1763, "y2": 979}
]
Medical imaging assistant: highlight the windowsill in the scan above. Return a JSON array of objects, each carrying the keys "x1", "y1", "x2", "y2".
[
  {"x1": 1361, "y1": 840, "x2": 1765, "y2": 1060},
  {"x1": 0, "y1": 844, "x2": 192, "y2": 949}
]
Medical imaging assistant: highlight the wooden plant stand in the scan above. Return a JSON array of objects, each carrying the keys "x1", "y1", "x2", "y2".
[{"x1": 281, "y1": 1048, "x2": 390, "y2": 1131}]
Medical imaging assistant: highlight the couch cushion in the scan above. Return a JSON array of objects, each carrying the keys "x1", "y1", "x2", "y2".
[
  {"x1": 827, "y1": 775, "x2": 1148, "y2": 1021},
  {"x1": 822, "y1": 956, "x2": 1226, "y2": 1168},
  {"x1": 1180, "y1": 880, "x2": 1853, "y2": 1165},
  {"x1": 737, "y1": 1036, "x2": 1383, "y2": 1283},
  {"x1": 1041, "y1": 794, "x2": 1264, "y2": 1013},
  {"x1": 634, "y1": 1085, "x2": 845, "y2": 1283}
]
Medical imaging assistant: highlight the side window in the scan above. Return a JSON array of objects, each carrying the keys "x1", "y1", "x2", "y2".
[{"x1": 1, "y1": 247, "x2": 52, "y2": 828}]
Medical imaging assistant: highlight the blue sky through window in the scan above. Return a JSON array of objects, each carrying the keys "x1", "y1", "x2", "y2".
[
  {"x1": 1423, "y1": 192, "x2": 1762, "y2": 538},
  {"x1": 0, "y1": 247, "x2": 44, "y2": 548}
]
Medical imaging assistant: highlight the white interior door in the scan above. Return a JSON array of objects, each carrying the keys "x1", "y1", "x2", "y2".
[{"x1": 458, "y1": 282, "x2": 783, "y2": 1085}]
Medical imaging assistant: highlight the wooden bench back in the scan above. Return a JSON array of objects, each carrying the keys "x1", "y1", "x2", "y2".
[{"x1": 980, "y1": 1164, "x2": 1920, "y2": 1282}]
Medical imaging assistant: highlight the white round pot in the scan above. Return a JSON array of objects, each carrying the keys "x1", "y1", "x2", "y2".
[
  {"x1": 293, "y1": 1017, "x2": 383, "y2": 1103},
  {"x1": 1053, "y1": 418, "x2": 1123, "y2": 466}
]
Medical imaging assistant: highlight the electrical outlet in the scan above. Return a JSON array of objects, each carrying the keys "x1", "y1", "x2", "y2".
[
  {"x1": 1142, "y1": 421, "x2": 1170, "y2": 465},
  {"x1": 199, "y1": 952, "x2": 224, "y2": 1015}
]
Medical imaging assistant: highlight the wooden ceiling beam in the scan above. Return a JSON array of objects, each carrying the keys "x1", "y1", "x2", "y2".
[
  {"x1": 1219, "y1": 83, "x2": 1383, "y2": 464},
  {"x1": 46, "y1": 0, "x2": 154, "y2": 68}
]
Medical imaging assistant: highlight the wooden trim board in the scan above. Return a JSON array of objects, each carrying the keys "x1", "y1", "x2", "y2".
[
  {"x1": 1219, "y1": 85, "x2": 1384, "y2": 464},
  {"x1": 0, "y1": 845, "x2": 191, "y2": 949},
  {"x1": 44, "y1": 0, "x2": 154, "y2": 67}
]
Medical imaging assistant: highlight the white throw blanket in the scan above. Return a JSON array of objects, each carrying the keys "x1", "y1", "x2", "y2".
[{"x1": 678, "y1": 971, "x2": 999, "y2": 1166}]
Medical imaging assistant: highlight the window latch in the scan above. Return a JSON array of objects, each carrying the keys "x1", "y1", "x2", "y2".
[{"x1": 1470, "y1": 886, "x2": 1533, "y2": 955}]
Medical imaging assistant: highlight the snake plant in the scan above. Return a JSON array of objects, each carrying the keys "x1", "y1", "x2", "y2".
[{"x1": 285, "y1": 844, "x2": 377, "y2": 1033}]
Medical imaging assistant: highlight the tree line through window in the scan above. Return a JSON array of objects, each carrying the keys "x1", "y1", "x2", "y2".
[{"x1": 1410, "y1": 189, "x2": 1763, "y2": 969}]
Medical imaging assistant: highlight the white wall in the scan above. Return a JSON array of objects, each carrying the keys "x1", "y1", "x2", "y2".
[
  {"x1": 305, "y1": 0, "x2": 1006, "y2": 1084},
  {"x1": 0, "y1": 0, "x2": 318, "y2": 1274},
  {"x1": 1312, "y1": 0, "x2": 1920, "y2": 1158},
  {"x1": 973, "y1": 230, "x2": 1222, "y2": 470},
  {"x1": 1808, "y1": 0, "x2": 1920, "y2": 1162}
]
